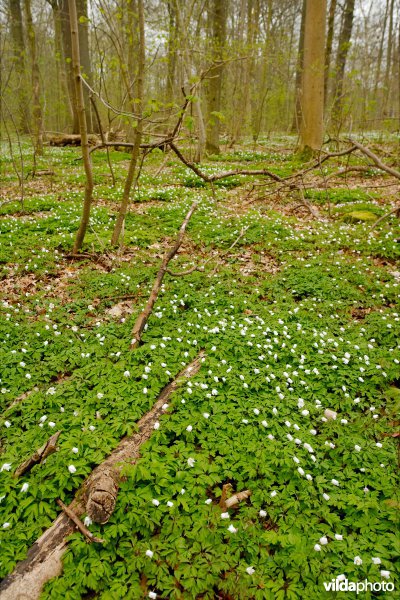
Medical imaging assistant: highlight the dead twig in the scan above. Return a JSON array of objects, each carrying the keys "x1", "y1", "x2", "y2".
[{"x1": 56, "y1": 499, "x2": 104, "y2": 544}]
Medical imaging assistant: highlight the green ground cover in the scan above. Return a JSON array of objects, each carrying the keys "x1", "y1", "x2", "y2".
[{"x1": 0, "y1": 141, "x2": 399, "y2": 599}]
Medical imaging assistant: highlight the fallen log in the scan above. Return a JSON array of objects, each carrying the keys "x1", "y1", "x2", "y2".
[
  {"x1": 48, "y1": 134, "x2": 99, "y2": 147},
  {"x1": 0, "y1": 352, "x2": 204, "y2": 600}
]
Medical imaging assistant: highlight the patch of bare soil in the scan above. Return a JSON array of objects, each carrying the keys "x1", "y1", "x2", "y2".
[{"x1": 1, "y1": 267, "x2": 78, "y2": 304}]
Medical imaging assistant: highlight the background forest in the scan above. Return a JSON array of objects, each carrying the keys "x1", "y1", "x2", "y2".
[{"x1": 1, "y1": 0, "x2": 399, "y2": 151}]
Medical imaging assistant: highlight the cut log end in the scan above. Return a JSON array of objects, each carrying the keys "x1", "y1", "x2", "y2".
[{"x1": 86, "y1": 470, "x2": 119, "y2": 524}]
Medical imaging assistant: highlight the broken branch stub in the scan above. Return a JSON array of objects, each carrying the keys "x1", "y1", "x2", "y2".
[
  {"x1": 224, "y1": 490, "x2": 252, "y2": 509},
  {"x1": 13, "y1": 431, "x2": 61, "y2": 478}
]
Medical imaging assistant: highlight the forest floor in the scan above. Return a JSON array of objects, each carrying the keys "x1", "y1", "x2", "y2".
[{"x1": 0, "y1": 136, "x2": 399, "y2": 600}]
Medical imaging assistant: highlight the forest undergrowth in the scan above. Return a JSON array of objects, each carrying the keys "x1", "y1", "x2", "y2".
[{"x1": 0, "y1": 137, "x2": 399, "y2": 599}]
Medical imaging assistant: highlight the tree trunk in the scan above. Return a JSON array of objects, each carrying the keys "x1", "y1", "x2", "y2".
[
  {"x1": 69, "y1": 0, "x2": 94, "y2": 253},
  {"x1": 60, "y1": 0, "x2": 79, "y2": 132},
  {"x1": 323, "y1": 0, "x2": 337, "y2": 110},
  {"x1": 76, "y1": 0, "x2": 98, "y2": 133},
  {"x1": 166, "y1": 0, "x2": 178, "y2": 105},
  {"x1": 46, "y1": 0, "x2": 74, "y2": 130},
  {"x1": 110, "y1": 0, "x2": 145, "y2": 247},
  {"x1": 331, "y1": 0, "x2": 355, "y2": 130},
  {"x1": 291, "y1": 0, "x2": 306, "y2": 133},
  {"x1": 205, "y1": 0, "x2": 227, "y2": 154},
  {"x1": 9, "y1": 0, "x2": 31, "y2": 134},
  {"x1": 299, "y1": 0, "x2": 327, "y2": 154},
  {"x1": 24, "y1": 0, "x2": 43, "y2": 154},
  {"x1": 383, "y1": 0, "x2": 395, "y2": 115}
]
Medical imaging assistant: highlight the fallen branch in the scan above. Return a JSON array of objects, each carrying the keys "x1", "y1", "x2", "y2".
[
  {"x1": 323, "y1": 165, "x2": 375, "y2": 182},
  {"x1": 13, "y1": 431, "x2": 61, "y2": 478},
  {"x1": 370, "y1": 205, "x2": 400, "y2": 230},
  {"x1": 348, "y1": 139, "x2": 400, "y2": 180},
  {"x1": 169, "y1": 142, "x2": 283, "y2": 184},
  {"x1": 0, "y1": 353, "x2": 204, "y2": 600},
  {"x1": 130, "y1": 201, "x2": 198, "y2": 349},
  {"x1": 56, "y1": 499, "x2": 104, "y2": 544}
]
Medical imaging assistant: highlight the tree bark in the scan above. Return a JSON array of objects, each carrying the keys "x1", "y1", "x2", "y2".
[
  {"x1": 69, "y1": 0, "x2": 94, "y2": 253},
  {"x1": 383, "y1": 0, "x2": 395, "y2": 115},
  {"x1": 76, "y1": 0, "x2": 98, "y2": 133},
  {"x1": 299, "y1": 0, "x2": 327, "y2": 154},
  {"x1": 60, "y1": 0, "x2": 79, "y2": 132},
  {"x1": 205, "y1": 0, "x2": 227, "y2": 154},
  {"x1": 24, "y1": 0, "x2": 43, "y2": 154},
  {"x1": 8, "y1": 0, "x2": 31, "y2": 134},
  {"x1": 291, "y1": 0, "x2": 306, "y2": 132},
  {"x1": 323, "y1": 0, "x2": 337, "y2": 110},
  {"x1": 331, "y1": 0, "x2": 356, "y2": 130},
  {"x1": 166, "y1": 0, "x2": 178, "y2": 105}
]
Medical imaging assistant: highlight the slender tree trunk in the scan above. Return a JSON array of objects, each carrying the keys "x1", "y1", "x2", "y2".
[
  {"x1": 299, "y1": 0, "x2": 327, "y2": 154},
  {"x1": 47, "y1": 0, "x2": 74, "y2": 129},
  {"x1": 166, "y1": 0, "x2": 177, "y2": 105},
  {"x1": 111, "y1": 0, "x2": 144, "y2": 247},
  {"x1": 383, "y1": 0, "x2": 395, "y2": 115},
  {"x1": 76, "y1": 0, "x2": 98, "y2": 133},
  {"x1": 61, "y1": 0, "x2": 79, "y2": 132},
  {"x1": 248, "y1": 0, "x2": 261, "y2": 143},
  {"x1": 205, "y1": 0, "x2": 226, "y2": 154},
  {"x1": 229, "y1": 0, "x2": 246, "y2": 144},
  {"x1": 174, "y1": 0, "x2": 206, "y2": 162},
  {"x1": 291, "y1": 0, "x2": 306, "y2": 132},
  {"x1": 9, "y1": 0, "x2": 31, "y2": 134},
  {"x1": 323, "y1": 0, "x2": 337, "y2": 110},
  {"x1": 331, "y1": 0, "x2": 356, "y2": 130},
  {"x1": 69, "y1": 0, "x2": 94, "y2": 253},
  {"x1": 373, "y1": 0, "x2": 389, "y2": 104},
  {"x1": 24, "y1": 0, "x2": 43, "y2": 154}
]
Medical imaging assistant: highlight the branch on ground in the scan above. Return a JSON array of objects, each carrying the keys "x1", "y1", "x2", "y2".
[
  {"x1": 130, "y1": 201, "x2": 198, "y2": 349},
  {"x1": 13, "y1": 431, "x2": 61, "y2": 478}
]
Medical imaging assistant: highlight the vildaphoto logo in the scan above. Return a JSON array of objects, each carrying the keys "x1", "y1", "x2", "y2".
[{"x1": 323, "y1": 578, "x2": 395, "y2": 594}]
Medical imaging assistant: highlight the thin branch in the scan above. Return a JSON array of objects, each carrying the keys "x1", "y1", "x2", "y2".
[
  {"x1": 90, "y1": 94, "x2": 115, "y2": 186},
  {"x1": 370, "y1": 205, "x2": 400, "y2": 230},
  {"x1": 130, "y1": 201, "x2": 198, "y2": 348},
  {"x1": 56, "y1": 499, "x2": 104, "y2": 544},
  {"x1": 348, "y1": 138, "x2": 400, "y2": 180}
]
